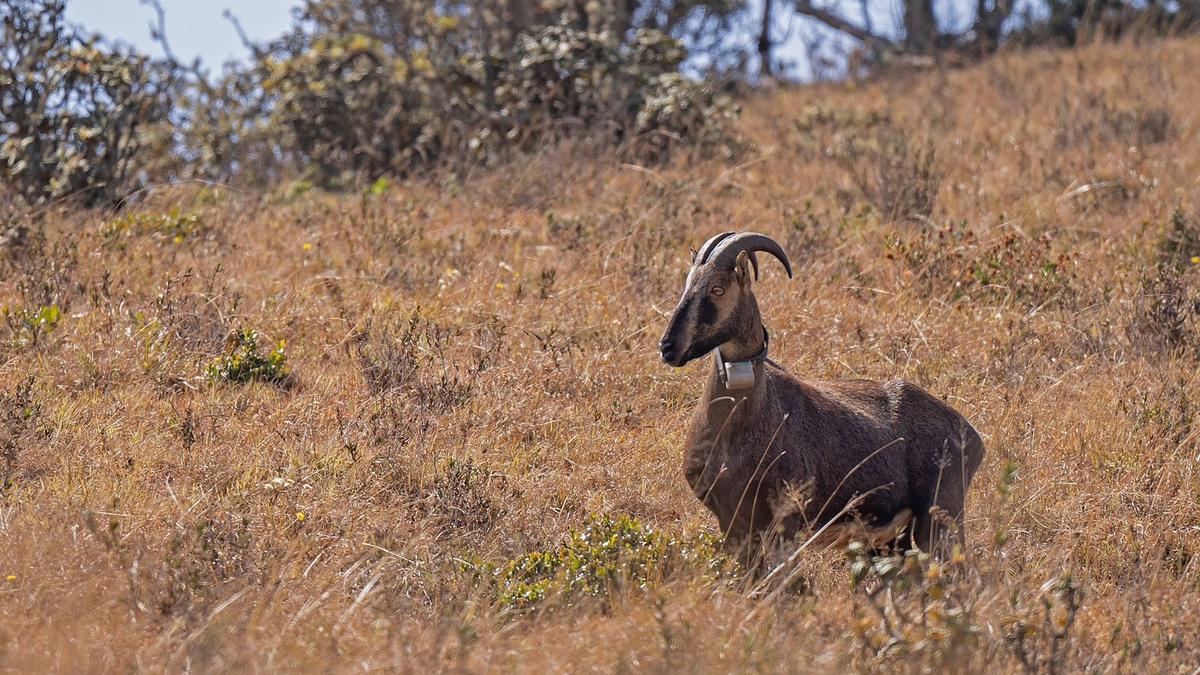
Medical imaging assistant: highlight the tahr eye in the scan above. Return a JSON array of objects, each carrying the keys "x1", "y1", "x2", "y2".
[{"x1": 710, "y1": 286, "x2": 725, "y2": 297}]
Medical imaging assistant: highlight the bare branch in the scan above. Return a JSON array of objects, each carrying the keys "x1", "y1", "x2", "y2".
[
  {"x1": 139, "y1": 0, "x2": 180, "y2": 63},
  {"x1": 793, "y1": 0, "x2": 896, "y2": 50},
  {"x1": 140, "y1": 0, "x2": 213, "y2": 91},
  {"x1": 223, "y1": 9, "x2": 264, "y2": 59}
]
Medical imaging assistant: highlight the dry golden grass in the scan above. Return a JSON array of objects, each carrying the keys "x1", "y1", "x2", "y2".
[{"x1": 2, "y1": 38, "x2": 1200, "y2": 673}]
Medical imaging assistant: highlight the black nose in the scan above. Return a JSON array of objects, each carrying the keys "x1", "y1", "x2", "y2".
[{"x1": 659, "y1": 338, "x2": 676, "y2": 362}]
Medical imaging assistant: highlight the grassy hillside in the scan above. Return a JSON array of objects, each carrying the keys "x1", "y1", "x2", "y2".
[{"x1": 2, "y1": 39, "x2": 1199, "y2": 672}]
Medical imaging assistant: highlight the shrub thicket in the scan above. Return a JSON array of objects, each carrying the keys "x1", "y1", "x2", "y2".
[
  {"x1": 1, "y1": 0, "x2": 738, "y2": 203},
  {"x1": 237, "y1": 16, "x2": 738, "y2": 185},
  {"x1": 0, "y1": 0, "x2": 178, "y2": 205}
]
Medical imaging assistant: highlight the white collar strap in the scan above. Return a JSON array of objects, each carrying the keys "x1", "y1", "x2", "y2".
[{"x1": 715, "y1": 328, "x2": 770, "y2": 390}]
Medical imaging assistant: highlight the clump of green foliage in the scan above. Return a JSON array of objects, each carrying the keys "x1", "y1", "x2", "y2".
[
  {"x1": 476, "y1": 514, "x2": 723, "y2": 609},
  {"x1": 1, "y1": 303, "x2": 60, "y2": 350},
  {"x1": 205, "y1": 329, "x2": 289, "y2": 385}
]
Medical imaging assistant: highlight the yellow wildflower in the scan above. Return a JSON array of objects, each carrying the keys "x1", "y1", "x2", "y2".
[
  {"x1": 302, "y1": 242, "x2": 313, "y2": 251},
  {"x1": 5, "y1": 575, "x2": 15, "y2": 583},
  {"x1": 295, "y1": 511, "x2": 306, "y2": 523},
  {"x1": 926, "y1": 563, "x2": 942, "y2": 581}
]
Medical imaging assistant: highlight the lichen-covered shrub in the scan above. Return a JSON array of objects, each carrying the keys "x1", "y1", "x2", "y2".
[
  {"x1": 2, "y1": 1, "x2": 739, "y2": 198},
  {"x1": 252, "y1": 19, "x2": 738, "y2": 185},
  {"x1": 0, "y1": 0, "x2": 177, "y2": 205},
  {"x1": 493, "y1": 25, "x2": 737, "y2": 160}
]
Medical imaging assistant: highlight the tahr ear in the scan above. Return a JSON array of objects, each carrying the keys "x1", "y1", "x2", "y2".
[{"x1": 735, "y1": 250, "x2": 752, "y2": 285}]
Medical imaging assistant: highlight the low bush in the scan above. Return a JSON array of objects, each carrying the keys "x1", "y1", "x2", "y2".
[
  {"x1": 475, "y1": 514, "x2": 724, "y2": 609},
  {"x1": 418, "y1": 459, "x2": 508, "y2": 540},
  {"x1": 205, "y1": 329, "x2": 289, "y2": 385},
  {"x1": 0, "y1": 376, "x2": 39, "y2": 493},
  {"x1": 354, "y1": 308, "x2": 504, "y2": 408},
  {"x1": 1132, "y1": 209, "x2": 1200, "y2": 358},
  {"x1": 1054, "y1": 90, "x2": 1175, "y2": 152}
]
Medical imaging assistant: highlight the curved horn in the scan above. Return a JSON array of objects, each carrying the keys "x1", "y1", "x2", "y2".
[
  {"x1": 694, "y1": 231, "x2": 736, "y2": 267},
  {"x1": 708, "y1": 232, "x2": 793, "y2": 280}
]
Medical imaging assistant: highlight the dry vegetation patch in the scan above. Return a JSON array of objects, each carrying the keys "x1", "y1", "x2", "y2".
[{"x1": 1, "y1": 40, "x2": 1200, "y2": 672}]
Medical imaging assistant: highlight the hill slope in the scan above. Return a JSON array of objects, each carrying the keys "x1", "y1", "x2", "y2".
[{"x1": 1, "y1": 39, "x2": 1199, "y2": 671}]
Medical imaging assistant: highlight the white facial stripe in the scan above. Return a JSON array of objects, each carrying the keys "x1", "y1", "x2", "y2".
[{"x1": 670, "y1": 270, "x2": 705, "y2": 353}]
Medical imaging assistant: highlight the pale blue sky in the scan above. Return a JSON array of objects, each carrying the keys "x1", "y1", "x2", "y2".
[{"x1": 65, "y1": 0, "x2": 299, "y2": 69}]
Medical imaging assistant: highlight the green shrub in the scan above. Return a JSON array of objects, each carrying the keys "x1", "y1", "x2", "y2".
[
  {"x1": 475, "y1": 514, "x2": 723, "y2": 609},
  {"x1": 205, "y1": 329, "x2": 289, "y2": 385}
]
